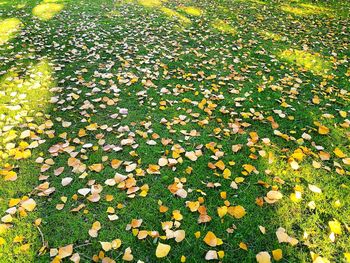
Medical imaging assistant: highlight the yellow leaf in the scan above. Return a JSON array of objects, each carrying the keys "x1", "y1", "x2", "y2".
[
  {"x1": 194, "y1": 231, "x2": 201, "y2": 238},
  {"x1": 122, "y1": 247, "x2": 133, "y2": 261},
  {"x1": 89, "y1": 163, "x2": 103, "y2": 172},
  {"x1": 185, "y1": 151, "x2": 197, "y2": 161},
  {"x1": 172, "y1": 210, "x2": 183, "y2": 221},
  {"x1": 329, "y1": 220, "x2": 342, "y2": 235},
  {"x1": 1, "y1": 214, "x2": 12, "y2": 223},
  {"x1": 4, "y1": 171, "x2": 17, "y2": 181},
  {"x1": 228, "y1": 205, "x2": 246, "y2": 219},
  {"x1": 217, "y1": 206, "x2": 227, "y2": 218},
  {"x1": 100, "y1": 242, "x2": 112, "y2": 251},
  {"x1": 204, "y1": 231, "x2": 216, "y2": 247},
  {"x1": 272, "y1": 249, "x2": 283, "y2": 261},
  {"x1": 9, "y1": 198, "x2": 21, "y2": 207},
  {"x1": 156, "y1": 243, "x2": 171, "y2": 258},
  {"x1": 205, "y1": 250, "x2": 218, "y2": 260},
  {"x1": 203, "y1": 231, "x2": 222, "y2": 247},
  {"x1": 20, "y1": 243, "x2": 30, "y2": 252},
  {"x1": 267, "y1": 190, "x2": 283, "y2": 200},
  {"x1": 223, "y1": 168, "x2": 231, "y2": 179},
  {"x1": 339, "y1": 111, "x2": 347, "y2": 118},
  {"x1": 21, "y1": 199, "x2": 36, "y2": 212},
  {"x1": 58, "y1": 244, "x2": 73, "y2": 259},
  {"x1": 334, "y1": 148, "x2": 346, "y2": 158},
  {"x1": 256, "y1": 251, "x2": 271, "y2": 263},
  {"x1": 174, "y1": 230, "x2": 186, "y2": 242},
  {"x1": 111, "y1": 239, "x2": 122, "y2": 249},
  {"x1": 318, "y1": 125, "x2": 329, "y2": 135},
  {"x1": 239, "y1": 242, "x2": 248, "y2": 251},
  {"x1": 137, "y1": 230, "x2": 148, "y2": 240},
  {"x1": 243, "y1": 164, "x2": 255, "y2": 174},
  {"x1": 187, "y1": 201, "x2": 200, "y2": 212},
  {"x1": 235, "y1": 177, "x2": 245, "y2": 183},
  {"x1": 13, "y1": 235, "x2": 24, "y2": 243},
  {"x1": 218, "y1": 250, "x2": 225, "y2": 259},
  {"x1": 344, "y1": 253, "x2": 350, "y2": 263},
  {"x1": 308, "y1": 184, "x2": 322, "y2": 194},
  {"x1": 215, "y1": 160, "x2": 225, "y2": 170}
]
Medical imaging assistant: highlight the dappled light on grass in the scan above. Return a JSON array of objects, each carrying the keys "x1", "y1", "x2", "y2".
[
  {"x1": 160, "y1": 7, "x2": 191, "y2": 26},
  {"x1": 281, "y1": 3, "x2": 331, "y2": 16},
  {"x1": 105, "y1": 10, "x2": 121, "y2": 18},
  {"x1": 0, "y1": 60, "x2": 54, "y2": 261},
  {"x1": 211, "y1": 19, "x2": 236, "y2": 35},
  {"x1": 278, "y1": 49, "x2": 332, "y2": 76},
  {"x1": 250, "y1": 0, "x2": 266, "y2": 4},
  {"x1": 43, "y1": 0, "x2": 65, "y2": 2},
  {"x1": 1, "y1": 0, "x2": 349, "y2": 262},
  {"x1": 178, "y1": 6, "x2": 203, "y2": 16},
  {"x1": 16, "y1": 4, "x2": 26, "y2": 9},
  {"x1": 133, "y1": 0, "x2": 192, "y2": 27},
  {"x1": 0, "y1": 18, "x2": 22, "y2": 46},
  {"x1": 264, "y1": 158, "x2": 349, "y2": 262},
  {"x1": 258, "y1": 30, "x2": 285, "y2": 41},
  {"x1": 0, "y1": 60, "x2": 53, "y2": 178},
  {"x1": 32, "y1": 3, "x2": 64, "y2": 20},
  {"x1": 137, "y1": 0, "x2": 165, "y2": 8},
  {"x1": 251, "y1": 0, "x2": 266, "y2": 4},
  {"x1": 236, "y1": 0, "x2": 266, "y2": 4}
]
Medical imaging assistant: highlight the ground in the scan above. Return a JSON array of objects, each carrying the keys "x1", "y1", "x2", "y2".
[{"x1": 0, "y1": 0, "x2": 349, "y2": 262}]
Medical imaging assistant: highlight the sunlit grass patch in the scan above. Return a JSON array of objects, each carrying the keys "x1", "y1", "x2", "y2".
[
  {"x1": 258, "y1": 30, "x2": 285, "y2": 41},
  {"x1": 0, "y1": 60, "x2": 53, "y2": 261},
  {"x1": 211, "y1": 19, "x2": 236, "y2": 35},
  {"x1": 249, "y1": 0, "x2": 266, "y2": 4},
  {"x1": 0, "y1": 60, "x2": 53, "y2": 160},
  {"x1": 264, "y1": 158, "x2": 349, "y2": 262},
  {"x1": 42, "y1": 0, "x2": 65, "y2": 2},
  {"x1": 105, "y1": 10, "x2": 121, "y2": 17},
  {"x1": 16, "y1": 4, "x2": 26, "y2": 9},
  {"x1": 178, "y1": 6, "x2": 203, "y2": 16},
  {"x1": 236, "y1": 0, "x2": 266, "y2": 4},
  {"x1": 137, "y1": 0, "x2": 164, "y2": 8},
  {"x1": 160, "y1": 7, "x2": 191, "y2": 25},
  {"x1": 0, "y1": 0, "x2": 349, "y2": 262},
  {"x1": 281, "y1": 3, "x2": 331, "y2": 16},
  {"x1": 299, "y1": 3, "x2": 331, "y2": 12},
  {"x1": 0, "y1": 18, "x2": 22, "y2": 46},
  {"x1": 278, "y1": 49, "x2": 332, "y2": 75},
  {"x1": 32, "y1": 3, "x2": 64, "y2": 20}
]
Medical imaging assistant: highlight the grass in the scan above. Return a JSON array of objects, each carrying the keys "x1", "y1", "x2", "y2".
[
  {"x1": 32, "y1": 3, "x2": 64, "y2": 20},
  {"x1": 0, "y1": 18, "x2": 22, "y2": 45},
  {"x1": 0, "y1": 0, "x2": 349, "y2": 262}
]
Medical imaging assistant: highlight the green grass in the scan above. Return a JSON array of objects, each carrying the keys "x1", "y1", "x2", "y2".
[{"x1": 0, "y1": 0, "x2": 349, "y2": 262}]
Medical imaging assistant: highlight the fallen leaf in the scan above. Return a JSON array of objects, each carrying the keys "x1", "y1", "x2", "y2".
[
  {"x1": 156, "y1": 243, "x2": 171, "y2": 258},
  {"x1": 256, "y1": 251, "x2": 271, "y2": 263}
]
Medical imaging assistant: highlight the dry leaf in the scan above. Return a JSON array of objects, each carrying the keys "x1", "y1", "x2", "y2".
[{"x1": 156, "y1": 243, "x2": 171, "y2": 258}]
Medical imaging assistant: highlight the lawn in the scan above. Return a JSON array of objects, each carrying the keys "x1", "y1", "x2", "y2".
[{"x1": 0, "y1": 0, "x2": 349, "y2": 262}]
